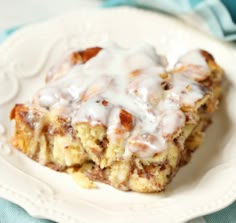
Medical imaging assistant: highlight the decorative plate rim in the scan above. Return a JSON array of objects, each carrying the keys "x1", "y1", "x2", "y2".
[{"x1": 0, "y1": 7, "x2": 236, "y2": 223}]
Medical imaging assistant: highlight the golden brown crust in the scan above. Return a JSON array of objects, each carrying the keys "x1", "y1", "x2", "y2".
[
  {"x1": 119, "y1": 109, "x2": 133, "y2": 131},
  {"x1": 69, "y1": 47, "x2": 102, "y2": 65},
  {"x1": 10, "y1": 100, "x2": 216, "y2": 192},
  {"x1": 46, "y1": 47, "x2": 102, "y2": 83}
]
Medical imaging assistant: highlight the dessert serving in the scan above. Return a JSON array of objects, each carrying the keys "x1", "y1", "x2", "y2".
[{"x1": 10, "y1": 43, "x2": 224, "y2": 192}]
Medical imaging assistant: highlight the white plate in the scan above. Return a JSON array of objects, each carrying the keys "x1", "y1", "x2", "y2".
[{"x1": 0, "y1": 7, "x2": 236, "y2": 223}]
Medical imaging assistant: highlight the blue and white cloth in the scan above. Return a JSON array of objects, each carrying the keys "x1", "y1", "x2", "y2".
[{"x1": 0, "y1": 0, "x2": 236, "y2": 222}]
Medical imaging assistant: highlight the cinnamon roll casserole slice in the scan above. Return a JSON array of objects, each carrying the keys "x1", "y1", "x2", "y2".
[{"x1": 10, "y1": 43, "x2": 224, "y2": 192}]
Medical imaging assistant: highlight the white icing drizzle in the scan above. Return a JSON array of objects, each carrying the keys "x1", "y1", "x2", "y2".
[
  {"x1": 107, "y1": 107, "x2": 129, "y2": 141},
  {"x1": 176, "y1": 49, "x2": 211, "y2": 81},
  {"x1": 32, "y1": 43, "x2": 209, "y2": 158},
  {"x1": 74, "y1": 96, "x2": 113, "y2": 125},
  {"x1": 168, "y1": 74, "x2": 206, "y2": 107},
  {"x1": 178, "y1": 50, "x2": 208, "y2": 68}
]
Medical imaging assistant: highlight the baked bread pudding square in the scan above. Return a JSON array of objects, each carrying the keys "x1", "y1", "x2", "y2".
[{"x1": 10, "y1": 43, "x2": 224, "y2": 192}]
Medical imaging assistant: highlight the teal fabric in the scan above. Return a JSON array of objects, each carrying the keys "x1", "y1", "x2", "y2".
[
  {"x1": 0, "y1": 198, "x2": 54, "y2": 223},
  {"x1": 103, "y1": 0, "x2": 236, "y2": 40},
  {"x1": 205, "y1": 201, "x2": 236, "y2": 223},
  {"x1": 0, "y1": 27, "x2": 19, "y2": 43},
  {"x1": 1, "y1": 1, "x2": 236, "y2": 222},
  {"x1": 222, "y1": 0, "x2": 236, "y2": 22}
]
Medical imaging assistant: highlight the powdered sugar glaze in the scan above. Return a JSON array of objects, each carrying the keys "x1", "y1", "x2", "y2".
[{"x1": 33, "y1": 43, "x2": 209, "y2": 158}]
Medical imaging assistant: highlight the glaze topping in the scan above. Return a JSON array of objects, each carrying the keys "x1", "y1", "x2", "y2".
[{"x1": 33, "y1": 43, "x2": 210, "y2": 157}]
